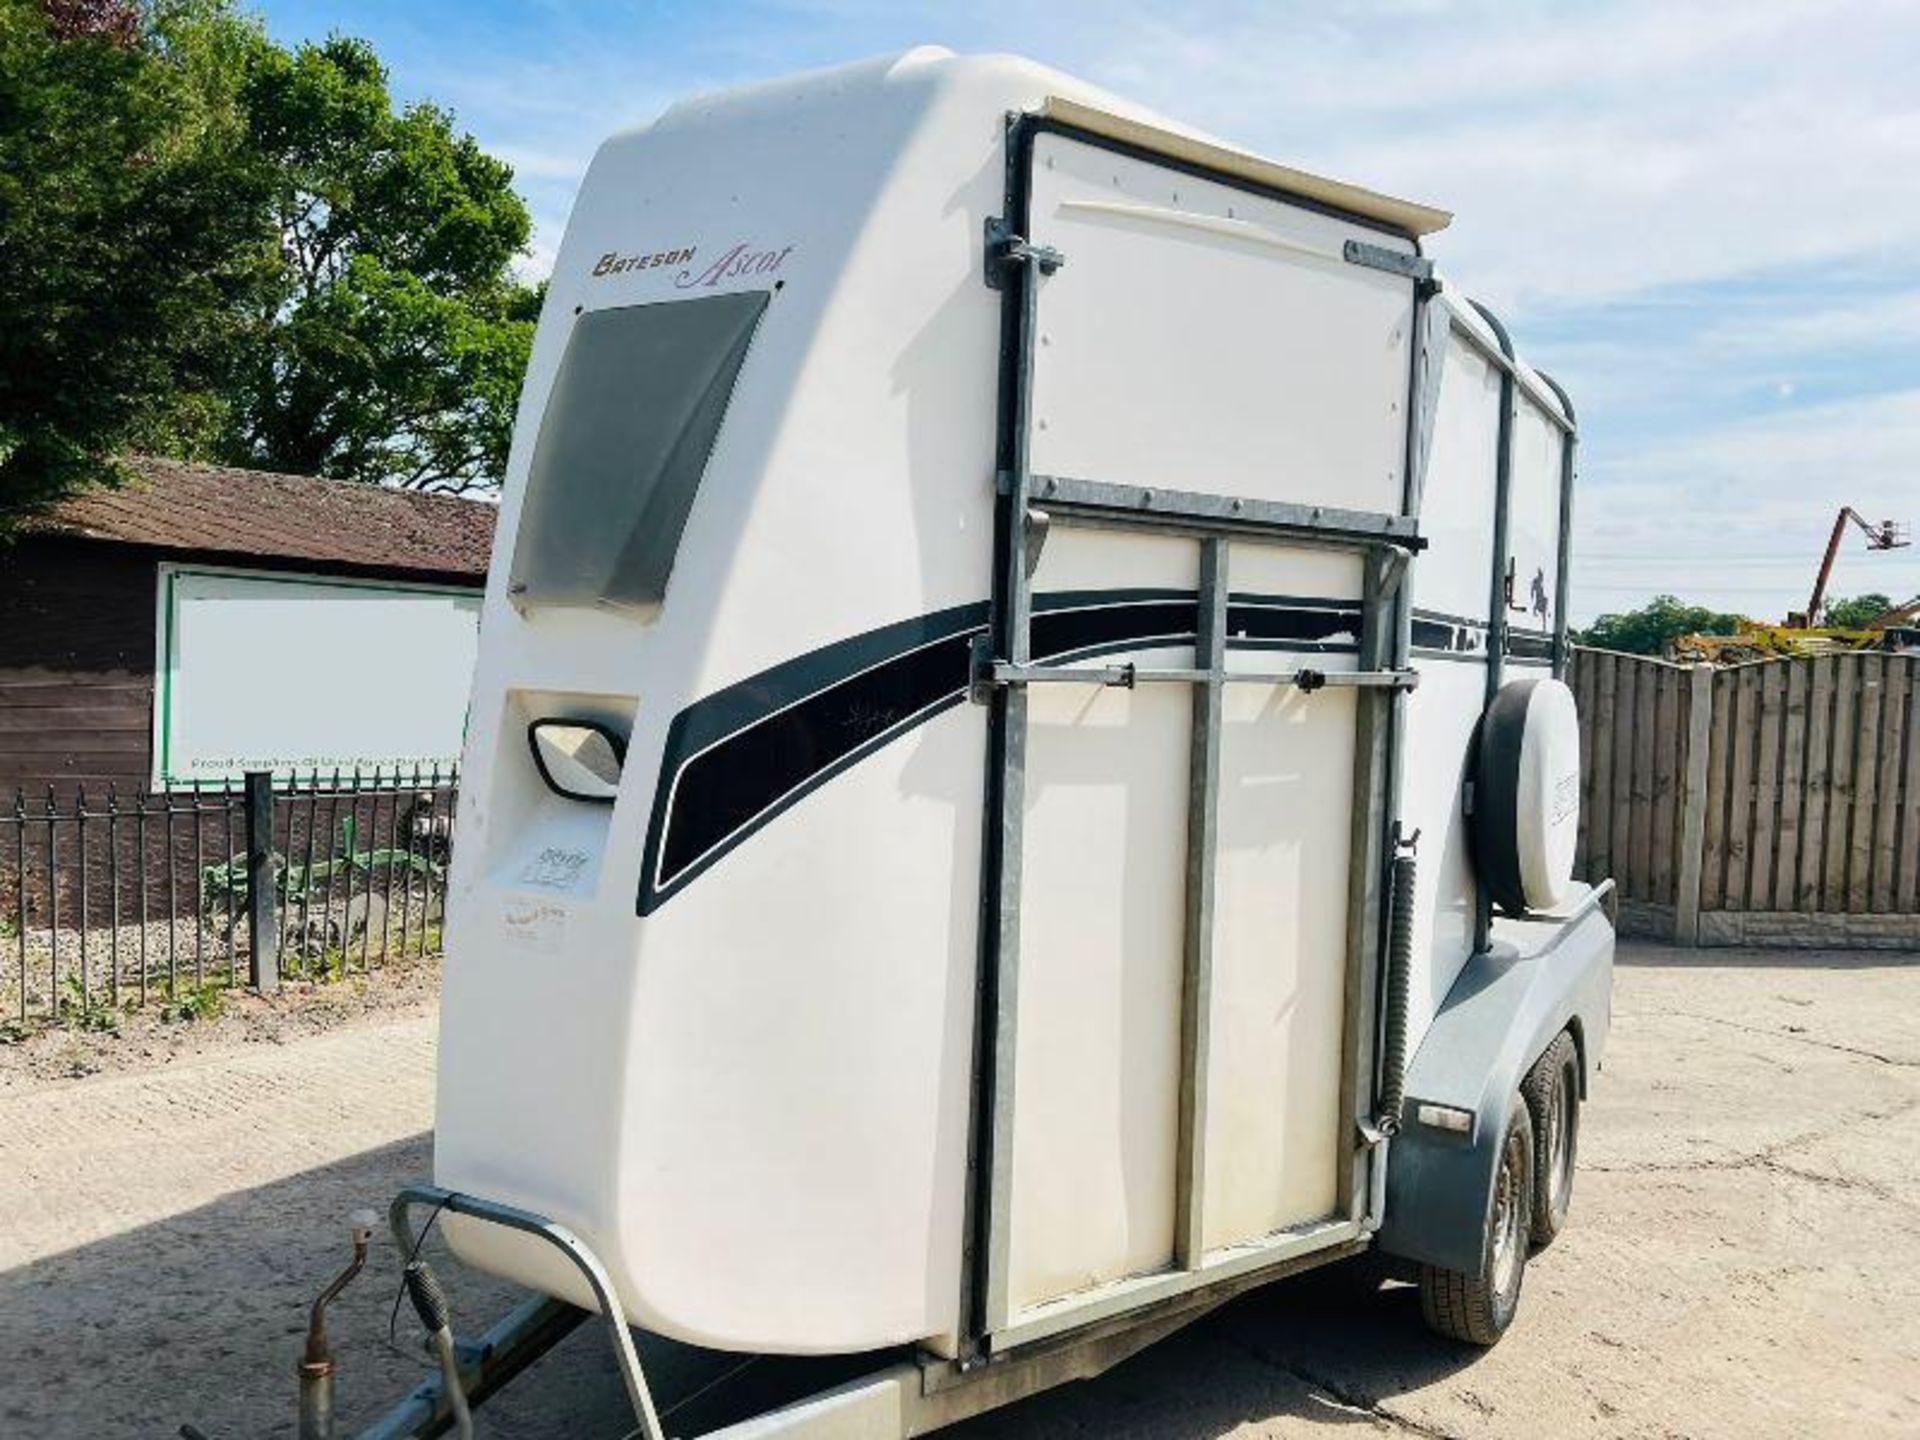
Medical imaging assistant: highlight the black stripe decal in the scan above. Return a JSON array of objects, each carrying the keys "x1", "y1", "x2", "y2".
[
  {"x1": 1228, "y1": 595, "x2": 1362, "y2": 651},
  {"x1": 1411, "y1": 610, "x2": 1487, "y2": 657},
  {"x1": 638, "y1": 588, "x2": 1360, "y2": 913},
  {"x1": 1506, "y1": 628, "x2": 1555, "y2": 663},
  {"x1": 1407, "y1": 608, "x2": 1556, "y2": 665},
  {"x1": 640, "y1": 602, "x2": 987, "y2": 913}
]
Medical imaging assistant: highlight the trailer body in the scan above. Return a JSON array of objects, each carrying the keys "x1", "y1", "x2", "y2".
[{"x1": 427, "y1": 44, "x2": 1611, "y2": 1407}]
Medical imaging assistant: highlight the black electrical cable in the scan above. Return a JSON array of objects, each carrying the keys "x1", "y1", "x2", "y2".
[{"x1": 385, "y1": 1194, "x2": 452, "y2": 1356}]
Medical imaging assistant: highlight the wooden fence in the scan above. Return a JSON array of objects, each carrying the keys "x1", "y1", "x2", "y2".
[{"x1": 1569, "y1": 647, "x2": 1920, "y2": 946}]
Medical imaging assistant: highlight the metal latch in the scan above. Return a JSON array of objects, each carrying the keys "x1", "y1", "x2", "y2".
[
  {"x1": 1342, "y1": 239, "x2": 1434, "y2": 283},
  {"x1": 985, "y1": 216, "x2": 1065, "y2": 289}
]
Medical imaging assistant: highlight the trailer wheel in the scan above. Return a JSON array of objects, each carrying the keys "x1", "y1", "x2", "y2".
[
  {"x1": 1418, "y1": 1102, "x2": 1533, "y2": 1346},
  {"x1": 1522, "y1": 1031, "x2": 1580, "y2": 1248}
]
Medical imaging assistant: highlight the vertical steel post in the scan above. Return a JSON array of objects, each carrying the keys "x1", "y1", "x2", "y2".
[
  {"x1": 1536, "y1": 370, "x2": 1579, "y2": 679},
  {"x1": 1339, "y1": 544, "x2": 1400, "y2": 1220},
  {"x1": 245, "y1": 770, "x2": 279, "y2": 992},
  {"x1": 192, "y1": 781, "x2": 206, "y2": 986},
  {"x1": 14, "y1": 789, "x2": 26, "y2": 1024},
  {"x1": 1345, "y1": 273, "x2": 1432, "y2": 1223},
  {"x1": 164, "y1": 788, "x2": 178, "y2": 995},
  {"x1": 1174, "y1": 537, "x2": 1227, "y2": 1269},
  {"x1": 382, "y1": 768, "x2": 403, "y2": 967},
  {"x1": 135, "y1": 791, "x2": 148, "y2": 1006},
  {"x1": 324, "y1": 768, "x2": 343, "y2": 964},
  {"x1": 297, "y1": 774, "x2": 320, "y2": 977},
  {"x1": 398, "y1": 766, "x2": 421, "y2": 957},
  {"x1": 357, "y1": 774, "x2": 375, "y2": 970},
  {"x1": 1471, "y1": 300, "x2": 1518, "y2": 955},
  {"x1": 225, "y1": 779, "x2": 239, "y2": 985},
  {"x1": 45, "y1": 788, "x2": 58, "y2": 1011},
  {"x1": 975, "y1": 128, "x2": 1055, "y2": 1340},
  {"x1": 77, "y1": 786, "x2": 90, "y2": 1014},
  {"x1": 107, "y1": 785, "x2": 121, "y2": 1008}
]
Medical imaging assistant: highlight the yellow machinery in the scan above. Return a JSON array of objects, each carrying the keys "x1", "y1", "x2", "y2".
[
  {"x1": 1669, "y1": 508, "x2": 1913, "y2": 663},
  {"x1": 1668, "y1": 618, "x2": 1906, "y2": 665}
]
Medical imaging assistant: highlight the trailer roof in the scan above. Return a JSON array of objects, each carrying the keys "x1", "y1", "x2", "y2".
[{"x1": 1040, "y1": 96, "x2": 1452, "y2": 240}]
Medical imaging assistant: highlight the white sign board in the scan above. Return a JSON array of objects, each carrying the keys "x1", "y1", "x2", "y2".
[{"x1": 153, "y1": 565, "x2": 482, "y2": 786}]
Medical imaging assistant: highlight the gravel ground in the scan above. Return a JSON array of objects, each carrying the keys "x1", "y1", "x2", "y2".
[
  {"x1": 0, "y1": 942, "x2": 1915, "y2": 1439},
  {"x1": 0, "y1": 904, "x2": 442, "y2": 1043},
  {"x1": 0, "y1": 949, "x2": 442, "y2": 1087}
]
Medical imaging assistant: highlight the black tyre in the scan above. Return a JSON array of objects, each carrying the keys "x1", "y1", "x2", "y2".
[
  {"x1": 1522, "y1": 1030, "x2": 1580, "y2": 1249},
  {"x1": 1418, "y1": 1102, "x2": 1533, "y2": 1346}
]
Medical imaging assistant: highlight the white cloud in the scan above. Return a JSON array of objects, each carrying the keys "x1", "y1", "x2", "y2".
[
  {"x1": 1705, "y1": 291, "x2": 1920, "y2": 355},
  {"x1": 1071, "y1": 0, "x2": 1920, "y2": 314},
  {"x1": 1574, "y1": 388, "x2": 1920, "y2": 620}
]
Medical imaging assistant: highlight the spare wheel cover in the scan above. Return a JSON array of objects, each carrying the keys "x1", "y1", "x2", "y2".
[{"x1": 1474, "y1": 678, "x2": 1582, "y2": 913}]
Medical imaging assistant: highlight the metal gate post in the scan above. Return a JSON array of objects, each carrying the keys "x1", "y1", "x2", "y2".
[
  {"x1": 245, "y1": 770, "x2": 279, "y2": 991},
  {"x1": 975, "y1": 154, "x2": 1058, "y2": 1339},
  {"x1": 1471, "y1": 301, "x2": 1517, "y2": 956},
  {"x1": 1174, "y1": 537, "x2": 1228, "y2": 1268}
]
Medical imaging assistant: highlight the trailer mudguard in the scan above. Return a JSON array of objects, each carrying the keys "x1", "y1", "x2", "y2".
[{"x1": 1375, "y1": 898, "x2": 1613, "y2": 1275}]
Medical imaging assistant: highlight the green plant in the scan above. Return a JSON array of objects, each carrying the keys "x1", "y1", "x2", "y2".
[
  {"x1": 200, "y1": 813, "x2": 444, "y2": 917},
  {"x1": 55, "y1": 974, "x2": 120, "y2": 1033},
  {"x1": 170, "y1": 979, "x2": 227, "y2": 1023}
]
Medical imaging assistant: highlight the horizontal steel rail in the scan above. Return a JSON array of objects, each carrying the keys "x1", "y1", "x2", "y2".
[
  {"x1": 1443, "y1": 303, "x2": 1577, "y2": 435},
  {"x1": 1024, "y1": 474, "x2": 1427, "y2": 549},
  {"x1": 991, "y1": 661, "x2": 1420, "y2": 691}
]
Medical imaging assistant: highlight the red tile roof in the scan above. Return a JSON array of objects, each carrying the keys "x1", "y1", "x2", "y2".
[{"x1": 25, "y1": 457, "x2": 496, "y2": 580}]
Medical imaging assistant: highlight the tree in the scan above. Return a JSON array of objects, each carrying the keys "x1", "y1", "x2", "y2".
[
  {"x1": 223, "y1": 34, "x2": 539, "y2": 493},
  {"x1": 1575, "y1": 595, "x2": 1747, "y2": 657},
  {"x1": 1, "y1": 3, "x2": 539, "y2": 524},
  {"x1": 0, "y1": 0, "x2": 278, "y2": 521},
  {"x1": 1822, "y1": 593, "x2": 1894, "y2": 629}
]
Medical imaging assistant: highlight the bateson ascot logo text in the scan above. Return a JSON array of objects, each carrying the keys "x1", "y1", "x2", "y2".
[
  {"x1": 675, "y1": 242, "x2": 793, "y2": 288},
  {"x1": 591, "y1": 245, "x2": 696, "y2": 277},
  {"x1": 591, "y1": 241, "x2": 794, "y2": 287}
]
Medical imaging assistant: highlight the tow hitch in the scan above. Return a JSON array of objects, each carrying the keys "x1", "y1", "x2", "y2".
[{"x1": 298, "y1": 1211, "x2": 378, "y2": 1440}]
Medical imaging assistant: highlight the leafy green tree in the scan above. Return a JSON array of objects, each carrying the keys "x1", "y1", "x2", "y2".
[
  {"x1": 1575, "y1": 595, "x2": 1747, "y2": 656},
  {"x1": 1822, "y1": 593, "x2": 1894, "y2": 629},
  {"x1": 0, "y1": 0, "x2": 278, "y2": 521},
  {"x1": 224, "y1": 34, "x2": 539, "y2": 492},
  {"x1": 1, "y1": 3, "x2": 539, "y2": 523}
]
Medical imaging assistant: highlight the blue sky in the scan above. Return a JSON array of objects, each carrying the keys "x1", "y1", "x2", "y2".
[{"x1": 257, "y1": 0, "x2": 1920, "y2": 624}]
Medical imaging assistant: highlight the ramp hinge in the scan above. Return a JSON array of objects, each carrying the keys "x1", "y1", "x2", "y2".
[
  {"x1": 1343, "y1": 239, "x2": 1433, "y2": 283},
  {"x1": 985, "y1": 216, "x2": 1065, "y2": 290}
]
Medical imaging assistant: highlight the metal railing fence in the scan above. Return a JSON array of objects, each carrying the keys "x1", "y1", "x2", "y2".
[{"x1": 2, "y1": 767, "x2": 457, "y2": 1026}]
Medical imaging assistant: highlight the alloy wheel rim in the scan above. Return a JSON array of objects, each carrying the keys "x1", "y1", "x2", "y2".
[
  {"x1": 1491, "y1": 1128, "x2": 1525, "y2": 1295},
  {"x1": 1549, "y1": 1067, "x2": 1576, "y2": 1215}
]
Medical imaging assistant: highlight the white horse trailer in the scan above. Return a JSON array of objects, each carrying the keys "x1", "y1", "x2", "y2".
[{"x1": 331, "y1": 46, "x2": 1614, "y2": 1440}]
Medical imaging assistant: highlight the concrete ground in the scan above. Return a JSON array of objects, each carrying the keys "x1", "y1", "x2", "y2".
[{"x1": 0, "y1": 942, "x2": 1915, "y2": 1439}]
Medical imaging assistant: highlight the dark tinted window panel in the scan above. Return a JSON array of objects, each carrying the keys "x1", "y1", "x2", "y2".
[{"x1": 510, "y1": 290, "x2": 770, "y2": 610}]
